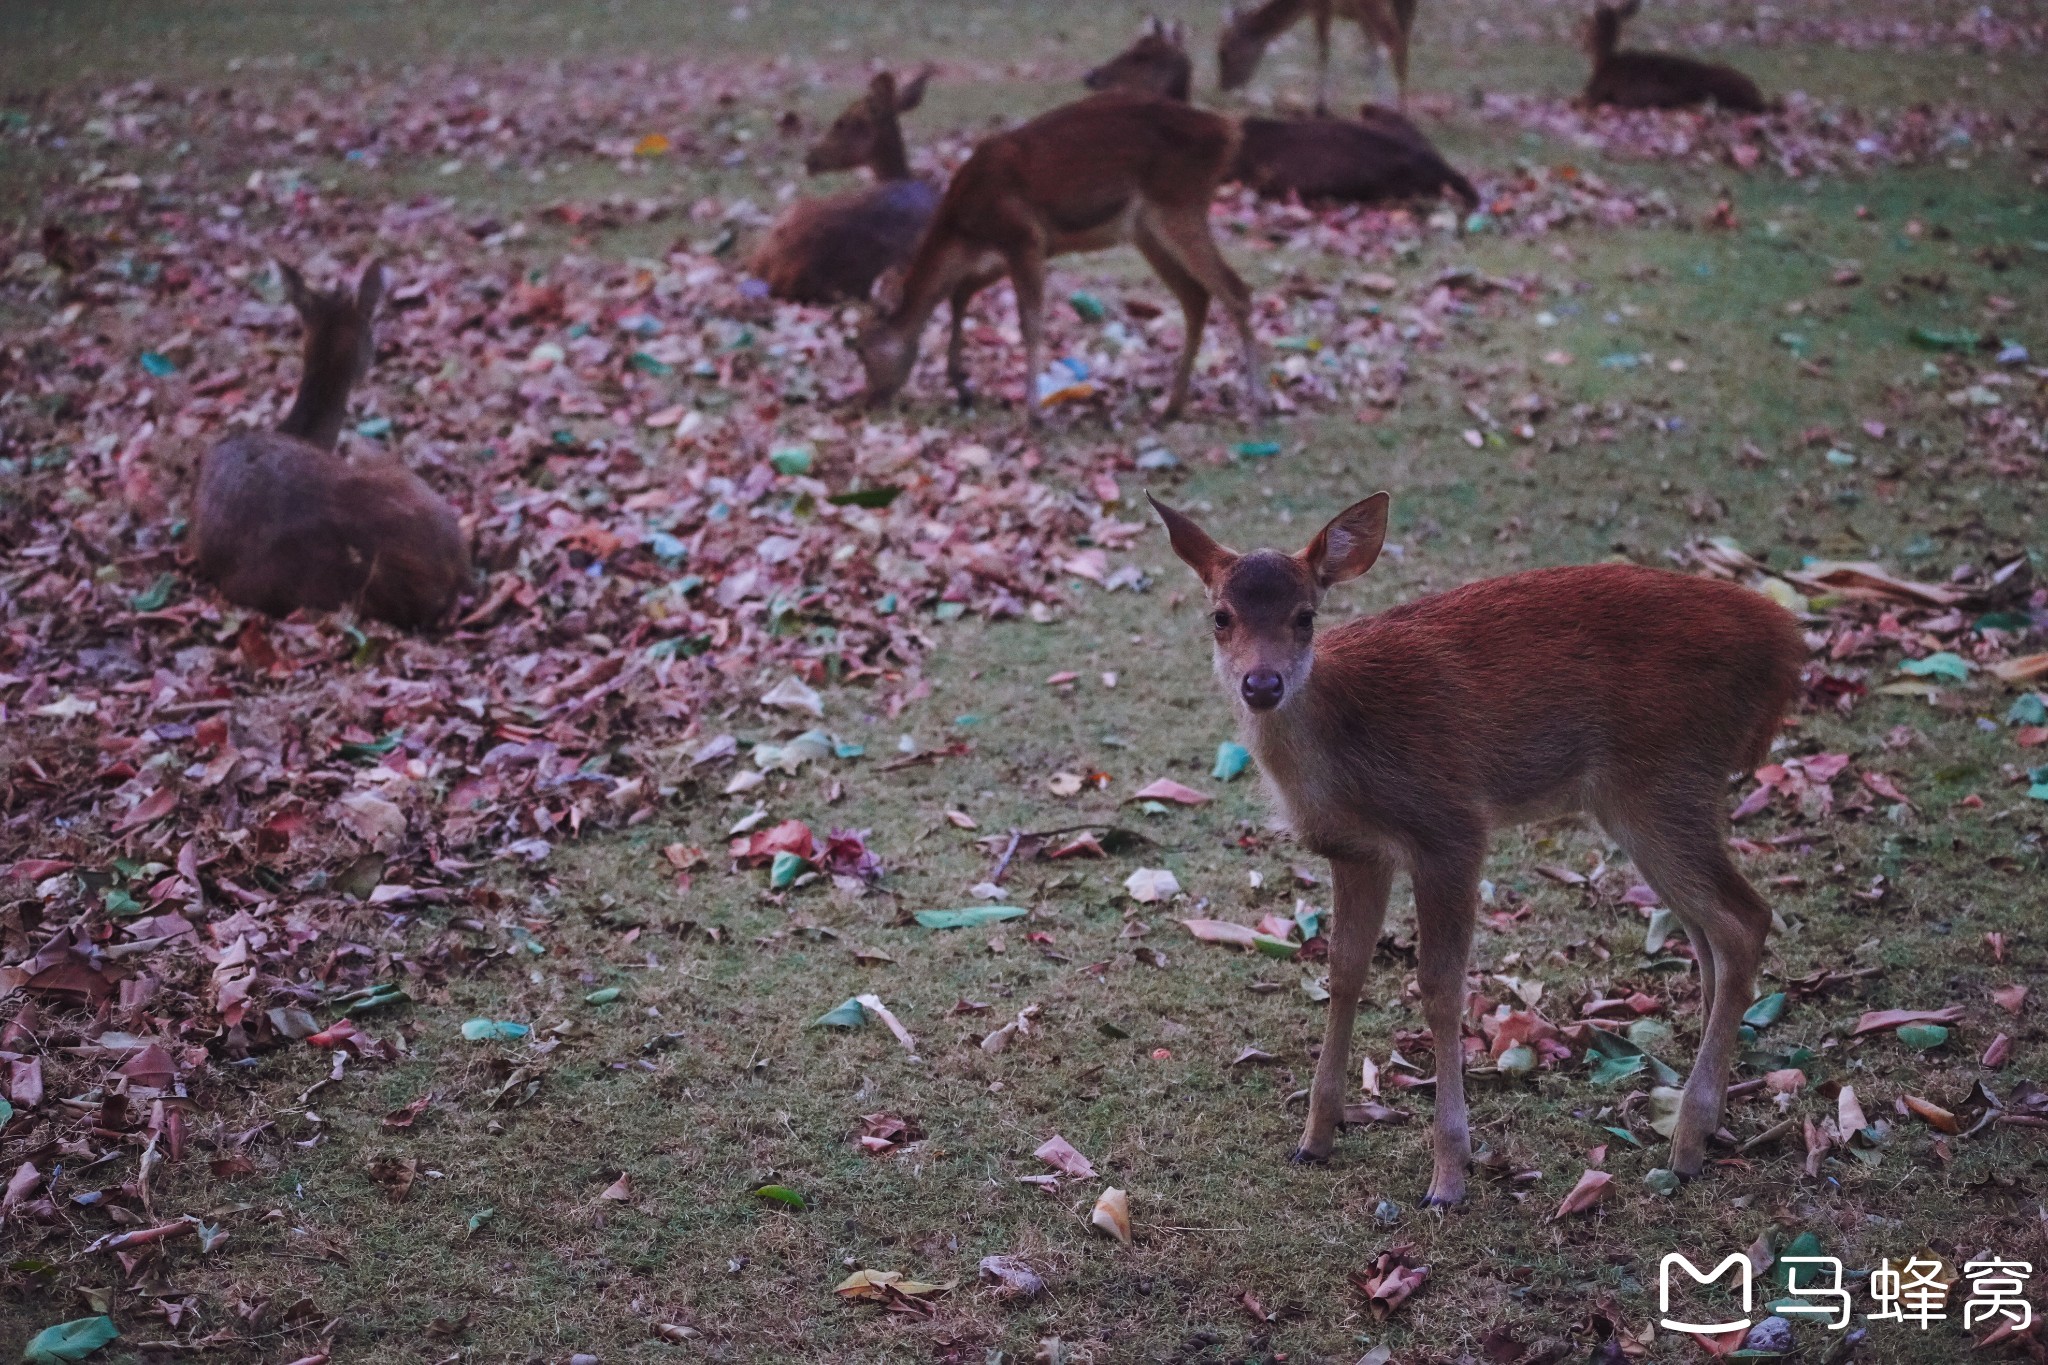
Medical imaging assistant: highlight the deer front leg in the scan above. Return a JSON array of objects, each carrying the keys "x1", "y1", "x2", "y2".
[
  {"x1": 1312, "y1": 2, "x2": 1334, "y2": 114},
  {"x1": 1412, "y1": 844, "x2": 1481, "y2": 1206},
  {"x1": 945, "y1": 264, "x2": 1002, "y2": 408},
  {"x1": 1005, "y1": 248, "x2": 1047, "y2": 428},
  {"x1": 1295, "y1": 854, "x2": 1393, "y2": 1163}
]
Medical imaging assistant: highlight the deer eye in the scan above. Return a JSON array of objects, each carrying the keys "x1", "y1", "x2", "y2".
[
  {"x1": 1294, "y1": 609, "x2": 1315, "y2": 630},
  {"x1": 1211, "y1": 610, "x2": 1232, "y2": 631}
]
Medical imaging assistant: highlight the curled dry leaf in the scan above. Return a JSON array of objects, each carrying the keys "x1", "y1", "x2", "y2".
[
  {"x1": 1348, "y1": 1247, "x2": 1430, "y2": 1320},
  {"x1": 1127, "y1": 778, "x2": 1212, "y2": 806},
  {"x1": 1901, "y1": 1095, "x2": 1960, "y2": 1134},
  {"x1": 1125, "y1": 868, "x2": 1181, "y2": 903},
  {"x1": 978, "y1": 1254, "x2": 1047, "y2": 1300},
  {"x1": 1090, "y1": 1187, "x2": 1131, "y2": 1245},
  {"x1": 1034, "y1": 1135, "x2": 1097, "y2": 1179},
  {"x1": 1851, "y1": 1006, "x2": 1965, "y2": 1037}
]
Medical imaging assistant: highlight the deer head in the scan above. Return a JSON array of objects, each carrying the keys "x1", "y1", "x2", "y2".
[
  {"x1": 1151, "y1": 492, "x2": 1389, "y2": 712},
  {"x1": 805, "y1": 66, "x2": 932, "y2": 175}
]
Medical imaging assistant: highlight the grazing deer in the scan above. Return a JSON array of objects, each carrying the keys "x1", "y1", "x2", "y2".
[
  {"x1": 748, "y1": 68, "x2": 941, "y2": 303},
  {"x1": 1086, "y1": 24, "x2": 1475, "y2": 210},
  {"x1": 193, "y1": 261, "x2": 469, "y2": 629},
  {"x1": 1150, "y1": 491, "x2": 1802, "y2": 1205},
  {"x1": 1583, "y1": 0, "x2": 1771, "y2": 113},
  {"x1": 1219, "y1": 0, "x2": 1421, "y2": 113},
  {"x1": 855, "y1": 91, "x2": 1267, "y2": 424}
]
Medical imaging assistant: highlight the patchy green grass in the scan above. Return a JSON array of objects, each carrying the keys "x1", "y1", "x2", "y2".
[{"x1": 5, "y1": 1, "x2": 2047, "y2": 1362}]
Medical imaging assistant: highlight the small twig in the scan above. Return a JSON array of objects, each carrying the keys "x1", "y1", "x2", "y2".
[
  {"x1": 989, "y1": 830, "x2": 1022, "y2": 884},
  {"x1": 1740, "y1": 1118, "x2": 1796, "y2": 1155}
]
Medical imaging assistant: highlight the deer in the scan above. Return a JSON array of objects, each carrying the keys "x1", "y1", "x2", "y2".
[
  {"x1": 1219, "y1": 0, "x2": 1421, "y2": 114},
  {"x1": 854, "y1": 90, "x2": 1268, "y2": 425},
  {"x1": 1582, "y1": 0, "x2": 1772, "y2": 113},
  {"x1": 1149, "y1": 490, "x2": 1803, "y2": 1205},
  {"x1": 192, "y1": 261, "x2": 469, "y2": 629},
  {"x1": 748, "y1": 67, "x2": 940, "y2": 304},
  {"x1": 1087, "y1": 21, "x2": 1477, "y2": 211}
]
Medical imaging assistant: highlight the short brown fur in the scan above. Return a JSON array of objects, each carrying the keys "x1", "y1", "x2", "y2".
[
  {"x1": 1153, "y1": 491, "x2": 1803, "y2": 1204},
  {"x1": 192, "y1": 262, "x2": 469, "y2": 630},
  {"x1": 1582, "y1": 0, "x2": 1772, "y2": 113},
  {"x1": 855, "y1": 91, "x2": 1267, "y2": 424},
  {"x1": 748, "y1": 69, "x2": 940, "y2": 304},
  {"x1": 1086, "y1": 25, "x2": 1474, "y2": 208},
  {"x1": 1219, "y1": 0, "x2": 1422, "y2": 112}
]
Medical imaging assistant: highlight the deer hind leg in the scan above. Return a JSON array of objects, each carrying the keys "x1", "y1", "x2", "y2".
[
  {"x1": 1143, "y1": 206, "x2": 1269, "y2": 418},
  {"x1": 1132, "y1": 220, "x2": 1210, "y2": 421},
  {"x1": 1295, "y1": 854, "x2": 1394, "y2": 1163},
  {"x1": 1606, "y1": 804, "x2": 1771, "y2": 1179},
  {"x1": 1411, "y1": 835, "x2": 1483, "y2": 1206},
  {"x1": 1313, "y1": 2, "x2": 1335, "y2": 114}
]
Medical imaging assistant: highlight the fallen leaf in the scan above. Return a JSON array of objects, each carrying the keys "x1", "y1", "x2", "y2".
[
  {"x1": 1851, "y1": 1006, "x2": 1964, "y2": 1036},
  {"x1": 1090, "y1": 1187, "x2": 1131, "y2": 1244},
  {"x1": 1034, "y1": 1135, "x2": 1097, "y2": 1179},
  {"x1": 1125, "y1": 867, "x2": 1181, "y2": 903},
  {"x1": 1552, "y1": 1169, "x2": 1612, "y2": 1220},
  {"x1": 1128, "y1": 778, "x2": 1211, "y2": 806}
]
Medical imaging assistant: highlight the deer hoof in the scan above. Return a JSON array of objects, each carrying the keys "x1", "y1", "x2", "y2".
[
  {"x1": 1420, "y1": 1184, "x2": 1467, "y2": 1208},
  {"x1": 1288, "y1": 1146, "x2": 1330, "y2": 1166}
]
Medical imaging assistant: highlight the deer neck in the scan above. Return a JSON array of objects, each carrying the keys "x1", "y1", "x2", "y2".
[
  {"x1": 1238, "y1": 0, "x2": 1314, "y2": 42},
  {"x1": 867, "y1": 120, "x2": 912, "y2": 181},
  {"x1": 276, "y1": 333, "x2": 358, "y2": 452}
]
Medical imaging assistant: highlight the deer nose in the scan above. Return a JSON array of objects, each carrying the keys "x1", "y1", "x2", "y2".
[{"x1": 1241, "y1": 671, "x2": 1285, "y2": 711}]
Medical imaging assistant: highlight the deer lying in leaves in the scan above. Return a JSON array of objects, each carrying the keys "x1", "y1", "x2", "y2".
[
  {"x1": 1151, "y1": 490, "x2": 1802, "y2": 1205},
  {"x1": 1583, "y1": 0, "x2": 1772, "y2": 113},
  {"x1": 748, "y1": 67, "x2": 940, "y2": 303},
  {"x1": 1219, "y1": 0, "x2": 1421, "y2": 112},
  {"x1": 193, "y1": 261, "x2": 468, "y2": 629},
  {"x1": 854, "y1": 91, "x2": 1267, "y2": 424},
  {"x1": 1088, "y1": 21, "x2": 1477, "y2": 211}
]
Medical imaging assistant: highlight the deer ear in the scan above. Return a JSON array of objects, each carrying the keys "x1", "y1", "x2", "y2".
[
  {"x1": 896, "y1": 65, "x2": 933, "y2": 111},
  {"x1": 277, "y1": 260, "x2": 312, "y2": 316},
  {"x1": 355, "y1": 260, "x2": 386, "y2": 318},
  {"x1": 1301, "y1": 492, "x2": 1390, "y2": 588},
  {"x1": 1169, "y1": 20, "x2": 1187, "y2": 46},
  {"x1": 1148, "y1": 493, "x2": 1236, "y2": 588},
  {"x1": 867, "y1": 71, "x2": 898, "y2": 114}
]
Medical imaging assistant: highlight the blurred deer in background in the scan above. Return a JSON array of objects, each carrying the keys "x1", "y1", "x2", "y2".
[
  {"x1": 1583, "y1": 0, "x2": 1772, "y2": 112},
  {"x1": 192, "y1": 261, "x2": 469, "y2": 629},
  {"x1": 1218, "y1": 0, "x2": 1421, "y2": 113},
  {"x1": 1152, "y1": 491, "x2": 1802, "y2": 1205},
  {"x1": 854, "y1": 91, "x2": 1268, "y2": 424},
  {"x1": 1088, "y1": 22, "x2": 1475, "y2": 210},
  {"x1": 748, "y1": 67, "x2": 941, "y2": 303}
]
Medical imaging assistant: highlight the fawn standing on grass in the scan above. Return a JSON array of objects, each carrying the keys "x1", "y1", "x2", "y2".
[
  {"x1": 748, "y1": 68, "x2": 940, "y2": 304},
  {"x1": 1150, "y1": 491, "x2": 1803, "y2": 1205},
  {"x1": 1087, "y1": 22, "x2": 1476, "y2": 211},
  {"x1": 854, "y1": 91, "x2": 1268, "y2": 424},
  {"x1": 1219, "y1": 0, "x2": 1421, "y2": 113},
  {"x1": 193, "y1": 261, "x2": 468, "y2": 630},
  {"x1": 1582, "y1": 0, "x2": 1772, "y2": 113}
]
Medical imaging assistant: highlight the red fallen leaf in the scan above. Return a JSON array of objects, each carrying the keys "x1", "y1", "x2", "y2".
[
  {"x1": 1551, "y1": 1169, "x2": 1612, "y2": 1220},
  {"x1": 1992, "y1": 985, "x2": 2028, "y2": 1015},
  {"x1": 1983, "y1": 1033, "x2": 2013, "y2": 1068},
  {"x1": 9, "y1": 1057, "x2": 43, "y2": 1109},
  {"x1": 112, "y1": 786, "x2": 178, "y2": 833},
  {"x1": 382, "y1": 1093, "x2": 434, "y2": 1130},
  {"x1": 117, "y1": 1043, "x2": 178, "y2": 1091},
  {"x1": 1688, "y1": 1326, "x2": 1751, "y2": 1357},
  {"x1": 1852, "y1": 1006, "x2": 1965, "y2": 1036},
  {"x1": 1860, "y1": 770, "x2": 1912, "y2": 806},
  {"x1": 4, "y1": 859, "x2": 73, "y2": 882},
  {"x1": 1237, "y1": 1289, "x2": 1271, "y2": 1323},
  {"x1": 819, "y1": 828, "x2": 882, "y2": 882},
  {"x1": 23, "y1": 958, "x2": 112, "y2": 1007},
  {"x1": 1033, "y1": 1135, "x2": 1097, "y2": 1179},
  {"x1": 1348, "y1": 1247, "x2": 1429, "y2": 1319},
  {"x1": 1046, "y1": 833, "x2": 1105, "y2": 859},
  {"x1": 1127, "y1": 778, "x2": 1211, "y2": 806},
  {"x1": 730, "y1": 819, "x2": 818, "y2": 868},
  {"x1": 210, "y1": 1153, "x2": 258, "y2": 1179},
  {"x1": 1987, "y1": 932, "x2": 2008, "y2": 964},
  {"x1": 306, "y1": 1019, "x2": 361, "y2": 1049}
]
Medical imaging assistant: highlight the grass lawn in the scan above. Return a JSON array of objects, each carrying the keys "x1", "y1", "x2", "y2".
[{"x1": 2, "y1": 1, "x2": 2045, "y2": 1362}]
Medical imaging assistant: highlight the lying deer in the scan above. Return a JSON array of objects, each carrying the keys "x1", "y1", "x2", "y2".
[
  {"x1": 855, "y1": 91, "x2": 1267, "y2": 424},
  {"x1": 748, "y1": 67, "x2": 940, "y2": 303},
  {"x1": 193, "y1": 261, "x2": 469, "y2": 629},
  {"x1": 1151, "y1": 491, "x2": 1802, "y2": 1204},
  {"x1": 1220, "y1": 0, "x2": 1421, "y2": 113},
  {"x1": 1088, "y1": 22, "x2": 1476, "y2": 210},
  {"x1": 1583, "y1": 0, "x2": 1771, "y2": 113}
]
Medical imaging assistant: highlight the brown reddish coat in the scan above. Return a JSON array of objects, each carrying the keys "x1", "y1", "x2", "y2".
[
  {"x1": 855, "y1": 91, "x2": 1266, "y2": 424},
  {"x1": 1583, "y1": 0, "x2": 1772, "y2": 113},
  {"x1": 1219, "y1": 0, "x2": 1422, "y2": 112},
  {"x1": 1153, "y1": 491, "x2": 1802, "y2": 1205},
  {"x1": 192, "y1": 262, "x2": 468, "y2": 629},
  {"x1": 748, "y1": 68, "x2": 940, "y2": 304}
]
